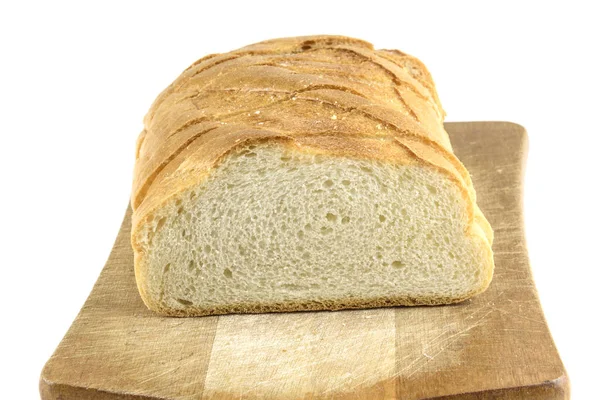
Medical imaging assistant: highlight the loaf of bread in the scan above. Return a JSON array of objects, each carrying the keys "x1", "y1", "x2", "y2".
[{"x1": 131, "y1": 35, "x2": 494, "y2": 316}]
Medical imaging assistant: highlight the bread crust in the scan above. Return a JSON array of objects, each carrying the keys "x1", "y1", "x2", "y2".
[{"x1": 130, "y1": 35, "x2": 494, "y2": 315}]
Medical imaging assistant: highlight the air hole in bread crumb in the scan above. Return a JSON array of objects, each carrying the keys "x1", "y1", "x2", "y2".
[
  {"x1": 301, "y1": 45, "x2": 312, "y2": 50},
  {"x1": 245, "y1": 152, "x2": 257, "y2": 157},
  {"x1": 326, "y1": 212, "x2": 337, "y2": 222},
  {"x1": 320, "y1": 226, "x2": 333, "y2": 235},
  {"x1": 177, "y1": 298, "x2": 193, "y2": 306},
  {"x1": 392, "y1": 261, "x2": 405, "y2": 269},
  {"x1": 280, "y1": 155, "x2": 291, "y2": 162},
  {"x1": 223, "y1": 268, "x2": 233, "y2": 278},
  {"x1": 204, "y1": 245, "x2": 212, "y2": 254},
  {"x1": 155, "y1": 217, "x2": 166, "y2": 232},
  {"x1": 297, "y1": 230, "x2": 305, "y2": 239},
  {"x1": 302, "y1": 252, "x2": 310, "y2": 260},
  {"x1": 426, "y1": 184, "x2": 438, "y2": 194},
  {"x1": 164, "y1": 263, "x2": 171, "y2": 273},
  {"x1": 360, "y1": 166, "x2": 373, "y2": 174},
  {"x1": 305, "y1": 223, "x2": 312, "y2": 230},
  {"x1": 324, "y1": 179, "x2": 334, "y2": 188},
  {"x1": 187, "y1": 260, "x2": 196, "y2": 272},
  {"x1": 341, "y1": 216, "x2": 350, "y2": 224},
  {"x1": 379, "y1": 215, "x2": 386, "y2": 222}
]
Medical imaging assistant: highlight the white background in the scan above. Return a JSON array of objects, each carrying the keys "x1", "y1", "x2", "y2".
[{"x1": 1, "y1": 1, "x2": 598, "y2": 399}]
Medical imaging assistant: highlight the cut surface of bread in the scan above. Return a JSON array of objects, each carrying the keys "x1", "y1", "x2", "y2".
[
  {"x1": 133, "y1": 141, "x2": 493, "y2": 316},
  {"x1": 130, "y1": 35, "x2": 494, "y2": 316}
]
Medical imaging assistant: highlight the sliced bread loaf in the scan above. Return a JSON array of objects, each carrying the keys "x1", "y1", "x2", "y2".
[{"x1": 131, "y1": 35, "x2": 494, "y2": 316}]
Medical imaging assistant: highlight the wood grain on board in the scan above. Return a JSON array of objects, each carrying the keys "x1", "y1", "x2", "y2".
[{"x1": 40, "y1": 122, "x2": 569, "y2": 399}]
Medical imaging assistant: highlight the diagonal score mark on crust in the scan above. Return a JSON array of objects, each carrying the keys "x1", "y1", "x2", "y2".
[
  {"x1": 133, "y1": 126, "x2": 220, "y2": 209},
  {"x1": 182, "y1": 53, "x2": 220, "y2": 72},
  {"x1": 146, "y1": 53, "x2": 249, "y2": 125},
  {"x1": 393, "y1": 87, "x2": 420, "y2": 122},
  {"x1": 306, "y1": 46, "x2": 434, "y2": 103},
  {"x1": 376, "y1": 49, "x2": 443, "y2": 116},
  {"x1": 135, "y1": 129, "x2": 147, "y2": 160},
  {"x1": 187, "y1": 81, "x2": 370, "y2": 104}
]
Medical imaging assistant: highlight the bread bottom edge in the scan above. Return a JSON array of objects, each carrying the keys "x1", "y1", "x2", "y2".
[{"x1": 148, "y1": 290, "x2": 486, "y2": 317}]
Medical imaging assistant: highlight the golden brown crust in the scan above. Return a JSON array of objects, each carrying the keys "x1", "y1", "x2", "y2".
[
  {"x1": 130, "y1": 35, "x2": 494, "y2": 314},
  {"x1": 131, "y1": 36, "x2": 473, "y2": 215}
]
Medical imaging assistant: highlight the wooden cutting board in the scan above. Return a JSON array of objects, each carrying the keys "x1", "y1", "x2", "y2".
[{"x1": 40, "y1": 122, "x2": 569, "y2": 400}]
